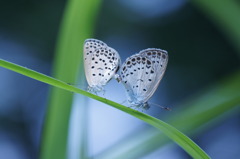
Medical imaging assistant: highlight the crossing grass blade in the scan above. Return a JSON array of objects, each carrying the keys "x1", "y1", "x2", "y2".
[
  {"x1": 0, "y1": 59, "x2": 210, "y2": 159},
  {"x1": 37, "y1": 0, "x2": 102, "y2": 158},
  {"x1": 96, "y1": 71, "x2": 240, "y2": 159}
]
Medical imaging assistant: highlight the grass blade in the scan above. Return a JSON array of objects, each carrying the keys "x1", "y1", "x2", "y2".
[
  {"x1": 96, "y1": 71, "x2": 240, "y2": 158},
  {"x1": 191, "y1": 0, "x2": 240, "y2": 56},
  {"x1": 0, "y1": 59, "x2": 210, "y2": 159},
  {"x1": 38, "y1": 0, "x2": 102, "y2": 158}
]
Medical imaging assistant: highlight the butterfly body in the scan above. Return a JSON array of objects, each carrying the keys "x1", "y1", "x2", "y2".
[
  {"x1": 119, "y1": 48, "x2": 168, "y2": 109},
  {"x1": 84, "y1": 39, "x2": 121, "y2": 93}
]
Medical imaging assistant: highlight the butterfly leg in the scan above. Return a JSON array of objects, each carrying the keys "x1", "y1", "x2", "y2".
[{"x1": 114, "y1": 74, "x2": 121, "y2": 83}]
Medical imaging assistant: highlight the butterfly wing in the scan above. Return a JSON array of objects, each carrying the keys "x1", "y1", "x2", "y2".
[
  {"x1": 84, "y1": 39, "x2": 121, "y2": 91},
  {"x1": 139, "y1": 48, "x2": 168, "y2": 101},
  {"x1": 120, "y1": 48, "x2": 168, "y2": 106}
]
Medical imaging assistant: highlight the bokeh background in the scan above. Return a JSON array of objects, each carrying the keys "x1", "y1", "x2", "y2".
[{"x1": 0, "y1": 0, "x2": 240, "y2": 159}]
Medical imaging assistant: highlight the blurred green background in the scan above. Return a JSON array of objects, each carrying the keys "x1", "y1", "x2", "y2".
[{"x1": 0, "y1": 0, "x2": 239, "y2": 159}]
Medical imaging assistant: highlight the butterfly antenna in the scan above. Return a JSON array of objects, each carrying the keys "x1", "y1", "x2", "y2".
[{"x1": 149, "y1": 102, "x2": 172, "y2": 111}]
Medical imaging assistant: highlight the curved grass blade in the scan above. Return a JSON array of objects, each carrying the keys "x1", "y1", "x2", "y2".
[
  {"x1": 191, "y1": 0, "x2": 240, "y2": 56},
  {"x1": 0, "y1": 59, "x2": 210, "y2": 159},
  {"x1": 96, "y1": 71, "x2": 240, "y2": 158},
  {"x1": 40, "y1": 0, "x2": 102, "y2": 159}
]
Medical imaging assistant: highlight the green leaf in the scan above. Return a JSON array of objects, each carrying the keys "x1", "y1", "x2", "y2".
[
  {"x1": 39, "y1": 0, "x2": 102, "y2": 159},
  {"x1": 96, "y1": 71, "x2": 240, "y2": 159},
  {"x1": 191, "y1": 0, "x2": 240, "y2": 56},
  {"x1": 0, "y1": 59, "x2": 210, "y2": 159}
]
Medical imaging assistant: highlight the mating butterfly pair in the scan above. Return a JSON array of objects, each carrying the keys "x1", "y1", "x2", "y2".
[{"x1": 84, "y1": 39, "x2": 168, "y2": 110}]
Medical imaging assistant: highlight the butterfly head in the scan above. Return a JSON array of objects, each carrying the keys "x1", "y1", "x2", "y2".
[
  {"x1": 142, "y1": 102, "x2": 150, "y2": 110},
  {"x1": 128, "y1": 99, "x2": 150, "y2": 110}
]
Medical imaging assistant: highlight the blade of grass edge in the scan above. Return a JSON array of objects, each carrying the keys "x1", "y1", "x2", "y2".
[
  {"x1": 95, "y1": 70, "x2": 240, "y2": 159},
  {"x1": 191, "y1": 0, "x2": 240, "y2": 56},
  {"x1": 39, "y1": 0, "x2": 102, "y2": 159},
  {"x1": 0, "y1": 59, "x2": 210, "y2": 159}
]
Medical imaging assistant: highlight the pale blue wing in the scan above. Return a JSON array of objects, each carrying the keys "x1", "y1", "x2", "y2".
[
  {"x1": 84, "y1": 39, "x2": 121, "y2": 91},
  {"x1": 120, "y1": 48, "x2": 168, "y2": 106}
]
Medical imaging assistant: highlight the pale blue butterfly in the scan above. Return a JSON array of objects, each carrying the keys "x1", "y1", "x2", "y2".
[
  {"x1": 119, "y1": 48, "x2": 168, "y2": 109},
  {"x1": 84, "y1": 39, "x2": 121, "y2": 93}
]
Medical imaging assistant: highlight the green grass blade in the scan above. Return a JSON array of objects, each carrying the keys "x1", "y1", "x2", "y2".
[
  {"x1": 191, "y1": 0, "x2": 240, "y2": 56},
  {"x1": 0, "y1": 59, "x2": 210, "y2": 159},
  {"x1": 38, "y1": 0, "x2": 102, "y2": 158},
  {"x1": 96, "y1": 71, "x2": 240, "y2": 159}
]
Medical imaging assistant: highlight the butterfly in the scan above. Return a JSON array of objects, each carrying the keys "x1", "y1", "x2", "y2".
[
  {"x1": 83, "y1": 39, "x2": 121, "y2": 93},
  {"x1": 119, "y1": 48, "x2": 168, "y2": 110}
]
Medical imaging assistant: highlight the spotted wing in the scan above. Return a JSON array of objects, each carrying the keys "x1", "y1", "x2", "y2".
[
  {"x1": 139, "y1": 48, "x2": 168, "y2": 101},
  {"x1": 120, "y1": 48, "x2": 168, "y2": 104},
  {"x1": 84, "y1": 39, "x2": 120, "y2": 89}
]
